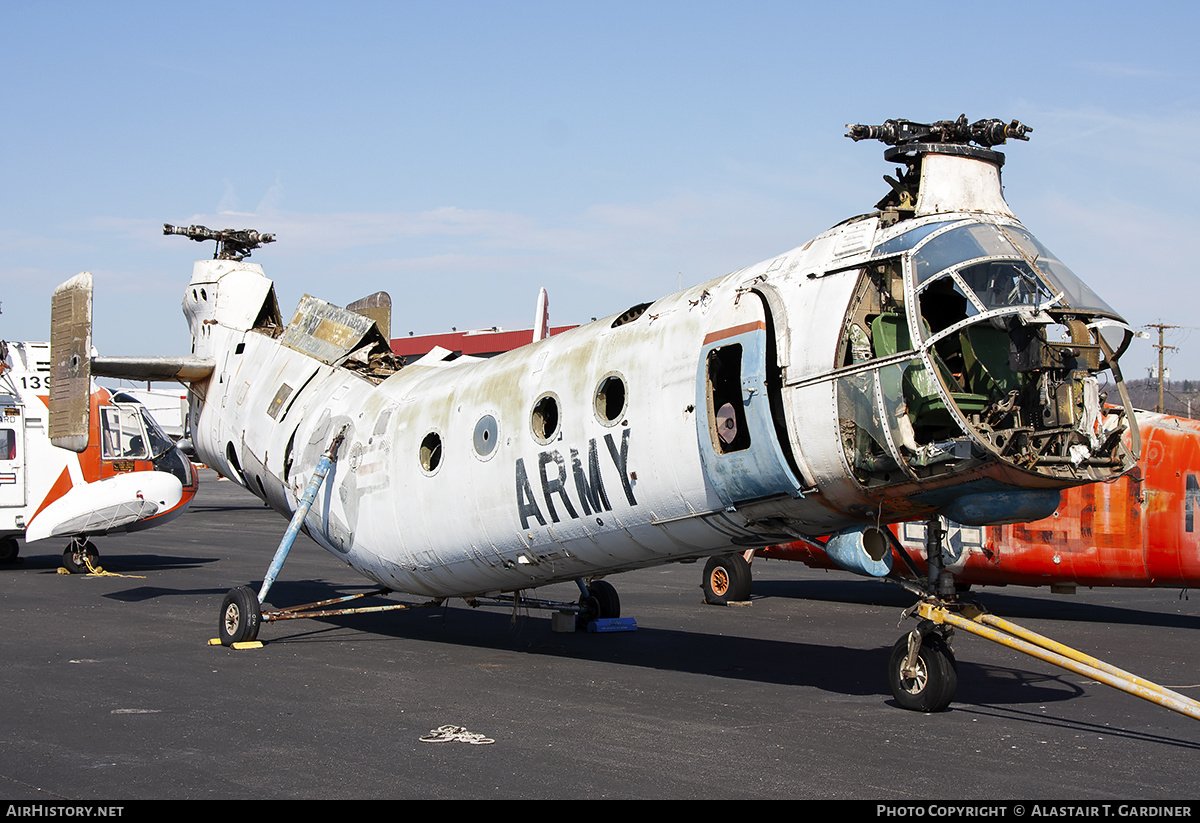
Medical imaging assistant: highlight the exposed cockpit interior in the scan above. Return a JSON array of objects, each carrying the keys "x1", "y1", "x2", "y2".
[{"x1": 836, "y1": 218, "x2": 1135, "y2": 490}]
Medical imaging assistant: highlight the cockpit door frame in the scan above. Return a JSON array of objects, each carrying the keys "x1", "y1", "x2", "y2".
[{"x1": 696, "y1": 322, "x2": 804, "y2": 507}]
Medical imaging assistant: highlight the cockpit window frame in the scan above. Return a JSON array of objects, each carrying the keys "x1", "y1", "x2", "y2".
[
  {"x1": 99, "y1": 404, "x2": 150, "y2": 461},
  {"x1": 137, "y1": 406, "x2": 177, "y2": 460},
  {"x1": 828, "y1": 215, "x2": 1138, "y2": 491},
  {"x1": 884, "y1": 219, "x2": 1122, "y2": 322},
  {"x1": 869, "y1": 219, "x2": 963, "y2": 259}
]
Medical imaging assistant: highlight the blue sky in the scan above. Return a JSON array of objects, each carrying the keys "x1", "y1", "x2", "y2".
[{"x1": 3, "y1": 1, "x2": 1198, "y2": 380}]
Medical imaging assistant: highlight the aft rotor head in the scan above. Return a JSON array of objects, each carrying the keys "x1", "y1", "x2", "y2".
[
  {"x1": 163, "y1": 223, "x2": 276, "y2": 261},
  {"x1": 846, "y1": 115, "x2": 1032, "y2": 149}
]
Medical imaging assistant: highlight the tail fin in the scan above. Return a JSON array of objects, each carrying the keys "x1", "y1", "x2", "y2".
[
  {"x1": 347, "y1": 291, "x2": 392, "y2": 340},
  {"x1": 49, "y1": 273, "x2": 216, "y2": 453},
  {"x1": 533, "y1": 287, "x2": 549, "y2": 343},
  {"x1": 49, "y1": 273, "x2": 94, "y2": 452}
]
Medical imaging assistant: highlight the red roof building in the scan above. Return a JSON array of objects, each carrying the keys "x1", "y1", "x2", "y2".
[{"x1": 390, "y1": 325, "x2": 578, "y2": 359}]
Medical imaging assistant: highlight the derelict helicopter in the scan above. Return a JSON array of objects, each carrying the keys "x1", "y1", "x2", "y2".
[
  {"x1": 50, "y1": 117, "x2": 1157, "y2": 714},
  {"x1": 0, "y1": 339, "x2": 197, "y2": 570}
]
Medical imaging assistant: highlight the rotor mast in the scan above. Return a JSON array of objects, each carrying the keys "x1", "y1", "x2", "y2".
[{"x1": 846, "y1": 115, "x2": 1033, "y2": 220}]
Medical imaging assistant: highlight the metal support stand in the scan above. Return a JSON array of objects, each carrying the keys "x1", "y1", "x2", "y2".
[
  {"x1": 883, "y1": 521, "x2": 1200, "y2": 720},
  {"x1": 914, "y1": 600, "x2": 1200, "y2": 721},
  {"x1": 262, "y1": 588, "x2": 441, "y2": 623},
  {"x1": 257, "y1": 428, "x2": 346, "y2": 604},
  {"x1": 216, "y1": 428, "x2": 351, "y2": 647}
]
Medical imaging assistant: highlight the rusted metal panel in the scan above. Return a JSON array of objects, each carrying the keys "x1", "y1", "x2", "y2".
[
  {"x1": 48, "y1": 273, "x2": 93, "y2": 453},
  {"x1": 346, "y1": 291, "x2": 392, "y2": 340},
  {"x1": 280, "y1": 294, "x2": 378, "y2": 365}
]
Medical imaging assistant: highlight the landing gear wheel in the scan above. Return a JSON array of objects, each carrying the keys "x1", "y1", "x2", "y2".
[
  {"x1": 589, "y1": 579, "x2": 620, "y2": 619},
  {"x1": 62, "y1": 541, "x2": 99, "y2": 574},
  {"x1": 219, "y1": 586, "x2": 262, "y2": 646},
  {"x1": 576, "y1": 579, "x2": 620, "y2": 630},
  {"x1": 701, "y1": 553, "x2": 752, "y2": 605},
  {"x1": 0, "y1": 537, "x2": 19, "y2": 564},
  {"x1": 888, "y1": 630, "x2": 957, "y2": 712}
]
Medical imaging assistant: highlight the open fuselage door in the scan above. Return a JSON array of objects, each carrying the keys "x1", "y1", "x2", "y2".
[{"x1": 696, "y1": 295, "x2": 804, "y2": 508}]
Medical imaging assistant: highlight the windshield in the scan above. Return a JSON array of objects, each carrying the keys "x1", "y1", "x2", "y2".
[
  {"x1": 100, "y1": 406, "x2": 148, "y2": 459},
  {"x1": 954, "y1": 260, "x2": 1053, "y2": 311},
  {"x1": 998, "y1": 225, "x2": 1120, "y2": 318},
  {"x1": 139, "y1": 407, "x2": 177, "y2": 459},
  {"x1": 871, "y1": 220, "x2": 958, "y2": 258},
  {"x1": 906, "y1": 222, "x2": 1120, "y2": 319}
]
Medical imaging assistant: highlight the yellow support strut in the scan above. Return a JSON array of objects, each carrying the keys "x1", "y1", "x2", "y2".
[{"x1": 915, "y1": 602, "x2": 1200, "y2": 722}]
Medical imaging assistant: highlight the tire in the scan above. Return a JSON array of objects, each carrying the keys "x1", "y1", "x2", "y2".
[
  {"x1": 576, "y1": 579, "x2": 620, "y2": 630},
  {"x1": 219, "y1": 586, "x2": 261, "y2": 646},
  {"x1": 0, "y1": 537, "x2": 19, "y2": 564},
  {"x1": 589, "y1": 579, "x2": 620, "y2": 619},
  {"x1": 62, "y1": 541, "x2": 99, "y2": 574},
  {"x1": 888, "y1": 630, "x2": 957, "y2": 712},
  {"x1": 701, "y1": 553, "x2": 752, "y2": 605}
]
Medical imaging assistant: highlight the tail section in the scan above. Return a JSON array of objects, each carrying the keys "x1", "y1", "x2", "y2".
[
  {"x1": 347, "y1": 291, "x2": 392, "y2": 341},
  {"x1": 49, "y1": 273, "x2": 94, "y2": 452},
  {"x1": 533, "y1": 287, "x2": 549, "y2": 342},
  {"x1": 49, "y1": 272, "x2": 215, "y2": 452}
]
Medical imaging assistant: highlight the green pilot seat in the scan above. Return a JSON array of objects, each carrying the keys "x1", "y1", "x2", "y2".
[{"x1": 871, "y1": 313, "x2": 988, "y2": 430}]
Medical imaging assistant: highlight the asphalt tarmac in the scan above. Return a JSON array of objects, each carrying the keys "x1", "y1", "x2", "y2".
[{"x1": 2, "y1": 470, "x2": 1198, "y2": 800}]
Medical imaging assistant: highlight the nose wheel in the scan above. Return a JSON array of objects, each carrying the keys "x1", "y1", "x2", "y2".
[
  {"x1": 62, "y1": 539, "x2": 99, "y2": 574},
  {"x1": 887, "y1": 624, "x2": 957, "y2": 712}
]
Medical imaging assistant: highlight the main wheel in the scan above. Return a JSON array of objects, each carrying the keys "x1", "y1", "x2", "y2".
[
  {"x1": 589, "y1": 579, "x2": 620, "y2": 619},
  {"x1": 218, "y1": 586, "x2": 261, "y2": 645},
  {"x1": 576, "y1": 579, "x2": 620, "y2": 630},
  {"x1": 701, "y1": 553, "x2": 752, "y2": 605},
  {"x1": 62, "y1": 541, "x2": 99, "y2": 574},
  {"x1": 0, "y1": 537, "x2": 19, "y2": 564},
  {"x1": 888, "y1": 630, "x2": 957, "y2": 712}
]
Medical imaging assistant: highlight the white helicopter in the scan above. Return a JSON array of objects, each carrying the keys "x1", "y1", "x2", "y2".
[
  {"x1": 0, "y1": 340, "x2": 197, "y2": 570},
  {"x1": 50, "y1": 117, "x2": 1144, "y2": 712}
]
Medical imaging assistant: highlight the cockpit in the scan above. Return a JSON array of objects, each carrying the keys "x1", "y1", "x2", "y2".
[
  {"x1": 836, "y1": 218, "x2": 1135, "y2": 490},
  {"x1": 102, "y1": 396, "x2": 195, "y2": 488}
]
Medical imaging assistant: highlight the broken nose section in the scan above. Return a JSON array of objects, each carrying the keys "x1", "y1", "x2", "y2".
[{"x1": 825, "y1": 526, "x2": 893, "y2": 578}]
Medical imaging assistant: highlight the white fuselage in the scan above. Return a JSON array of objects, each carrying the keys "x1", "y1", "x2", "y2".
[
  {"x1": 0, "y1": 342, "x2": 56, "y2": 528},
  {"x1": 190, "y1": 262, "x2": 822, "y2": 597}
]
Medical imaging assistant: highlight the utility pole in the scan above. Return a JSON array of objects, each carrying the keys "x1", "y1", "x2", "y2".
[{"x1": 1146, "y1": 323, "x2": 1179, "y2": 413}]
